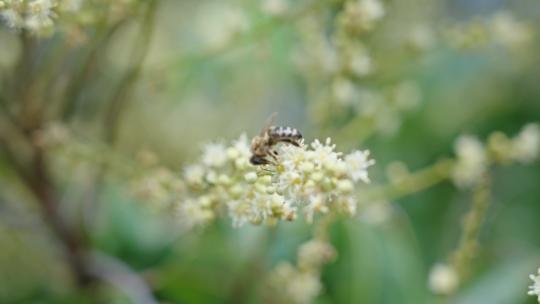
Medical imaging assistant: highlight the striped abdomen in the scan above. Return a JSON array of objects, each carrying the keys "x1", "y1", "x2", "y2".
[{"x1": 268, "y1": 126, "x2": 303, "y2": 146}]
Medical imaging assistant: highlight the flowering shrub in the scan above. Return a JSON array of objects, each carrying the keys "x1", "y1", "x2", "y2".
[{"x1": 178, "y1": 135, "x2": 374, "y2": 227}]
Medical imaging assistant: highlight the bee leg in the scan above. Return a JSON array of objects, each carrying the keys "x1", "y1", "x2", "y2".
[
  {"x1": 261, "y1": 166, "x2": 275, "y2": 174},
  {"x1": 281, "y1": 139, "x2": 300, "y2": 147},
  {"x1": 269, "y1": 149, "x2": 281, "y2": 165},
  {"x1": 256, "y1": 167, "x2": 272, "y2": 175}
]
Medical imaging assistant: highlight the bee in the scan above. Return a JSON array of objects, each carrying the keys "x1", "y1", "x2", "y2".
[{"x1": 250, "y1": 113, "x2": 303, "y2": 165}]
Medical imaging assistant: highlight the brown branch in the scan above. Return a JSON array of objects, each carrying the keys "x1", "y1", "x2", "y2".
[
  {"x1": 27, "y1": 143, "x2": 94, "y2": 286},
  {"x1": 0, "y1": 30, "x2": 95, "y2": 288},
  {"x1": 0, "y1": 2, "x2": 162, "y2": 298},
  {"x1": 0, "y1": 129, "x2": 94, "y2": 286}
]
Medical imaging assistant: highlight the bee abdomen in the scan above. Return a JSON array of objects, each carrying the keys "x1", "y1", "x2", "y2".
[{"x1": 269, "y1": 126, "x2": 303, "y2": 140}]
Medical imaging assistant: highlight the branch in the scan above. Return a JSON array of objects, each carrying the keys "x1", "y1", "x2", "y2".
[
  {"x1": 61, "y1": 20, "x2": 127, "y2": 121},
  {"x1": 79, "y1": 0, "x2": 160, "y2": 238},
  {"x1": 360, "y1": 159, "x2": 454, "y2": 204},
  {"x1": 0, "y1": 32, "x2": 94, "y2": 288},
  {"x1": 103, "y1": 0, "x2": 159, "y2": 145},
  {"x1": 28, "y1": 143, "x2": 95, "y2": 286}
]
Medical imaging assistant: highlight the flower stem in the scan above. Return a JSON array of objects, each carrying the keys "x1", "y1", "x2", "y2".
[{"x1": 450, "y1": 174, "x2": 491, "y2": 280}]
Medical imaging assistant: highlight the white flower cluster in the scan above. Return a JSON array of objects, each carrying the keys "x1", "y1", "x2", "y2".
[
  {"x1": 333, "y1": 0, "x2": 385, "y2": 79},
  {"x1": 131, "y1": 167, "x2": 183, "y2": 211},
  {"x1": 267, "y1": 239, "x2": 336, "y2": 304},
  {"x1": 341, "y1": 0, "x2": 385, "y2": 32},
  {"x1": 0, "y1": 0, "x2": 138, "y2": 36},
  {"x1": 309, "y1": 0, "x2": 422, "y2": 137},
  {"x1": 490, "y1": 11, "x2": 534, "y2": 49},
  {"x1": 452, "y1": 123, "x2": 539, "y2": 188},
  {"x1": 333, "y1": 80, "x2": 422, "y2": 136},
  {"x1": 529, "y1": 268, "x2": 540, "y2": 303},
  {"x1": 445, "y1": 11, "x2": 534, "y2": 50},
  {"x1": 511, "y1": 123, "x2": 540, "y2": 164},
  {"x1": 0, "y1": 0, "x2": 56, "y2": 35},
  {"x1": 177, "y1": 134, "x2": 374, "y2": 228}
]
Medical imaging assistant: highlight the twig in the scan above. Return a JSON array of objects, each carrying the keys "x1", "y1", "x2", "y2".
[
  {"x1": 80, "y1": 0, "x2": 159, "y2": 237},
  {"x1": 359, "y1": 159, "x2": 454, "y2": 204},
  {"x1": 61, "y1": 20, "x2": 127, "y2": 121},
  {"x1": 103, "y1": 0, "x2": 159, "y2": 145},
  {"x1": 28, "y1": 142, "x2": 94, "y2": 286},
  {"x1": 450, "y1": 174, "x2": 491, "y2": 280},
  {"x1": 0, "y1": 30, "x2": 94, "y2": 288}
]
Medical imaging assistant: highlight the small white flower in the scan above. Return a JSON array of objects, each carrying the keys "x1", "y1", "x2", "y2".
[
  {"x1": 177, "y1": 197, "x2": 215, "y2": 229},
  {"x1": 344, "y1": 0, "x2": 385, "y2": 31},
  {"x1": 244, "y1": 171, "x2": 258, "y2": 183},
  {"x1": 337, "y1": 196, "x2": 357, "y2": 216},
  {"x1": 202, "y1": 142, "x2": 228, "y2": 167},
  {"x1": 304, "y1": 194, "x2": 329, "y2": 223},
  {"x1": 428, "y1": 263, "x2": 459, "y2": 295},
  {"x1": 298, "y1": 240, "x2": 336, "y2": 271},
  {"x1": 512, "y1": 123, "x2": 540, "y2": 164},
  {"x1": 345, "y1": 150, "x2": 375, "y2": 183},
  {"x1": 337, "y1": 179, "x2": 354, "y2": 194},
  {"x1": 357, "y1": 0, "x2": 385, "y2": 22},
  {"x1": 184, "y1": 164, "x2": 205, "y2": 185},
  {"x1": 227, "y1": 200, "x2": 251, "y2": 227},
  {"x1": 490, "y1": 11, "x2": 533, "y2": 49},
  {"x1": 311, "y1": 138, "x2": 340, "y2": 166},
  {"x1": 232, "y1": 133, "x2": 251, "y2": 158},
  {"x1": 270, "y1": 262, "x2": 322, "y2": 304},
  {"x1": 528, "y1": 268, "x2": 540, "y2": 302},
  {"x1": 279, "y1": 170, "x2": 302, "y2": 191},
  {"x1": 268, "y1": 239, "x2": 336, "y2": 304},
  {"x1": 452, "y1": 135, "x2": 488, "y2": 188},
  {"x1": 287, "y1": 271, "x2": 322, "y2": 304}
]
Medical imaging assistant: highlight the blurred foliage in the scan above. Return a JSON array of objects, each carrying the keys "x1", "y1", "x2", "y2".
[{"x1": 0, "y1": 0, "x2": 540, "y2": 303}]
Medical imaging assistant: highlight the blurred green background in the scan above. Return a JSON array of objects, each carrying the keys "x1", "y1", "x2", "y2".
[{"x1": 0, "y1": 0, "x2": 539, "y2": 303}]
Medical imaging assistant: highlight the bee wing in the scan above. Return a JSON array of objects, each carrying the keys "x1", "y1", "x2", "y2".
[{"x1": 259, "y1": 112, "x2": 277, "y2": 136}]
